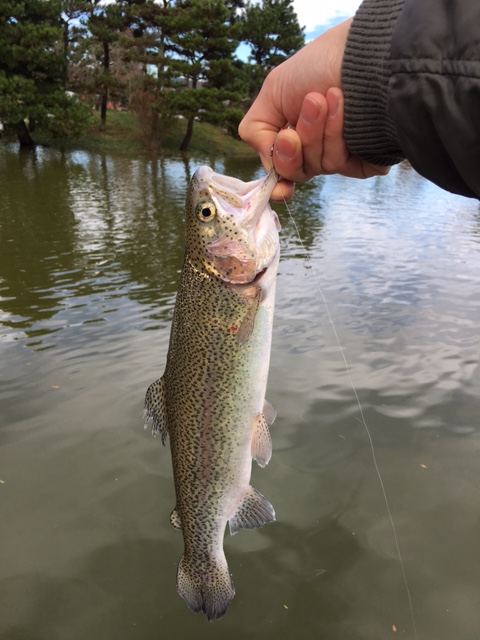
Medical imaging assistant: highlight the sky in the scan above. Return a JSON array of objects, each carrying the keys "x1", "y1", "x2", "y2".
[
  {"x1": 237, "y1": 0, "x2": 362, "y2": 61},
  {"x1": 293, "y1": 0, "x2": 361, "y2": 38}
]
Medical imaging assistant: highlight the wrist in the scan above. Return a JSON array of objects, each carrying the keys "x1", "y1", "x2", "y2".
[
  {"x1": 341, "y1": 0, "x2": 406, "y2": 165},
  {"x1": 310, "y1": 18, "x2": 352, "y2": 90}
]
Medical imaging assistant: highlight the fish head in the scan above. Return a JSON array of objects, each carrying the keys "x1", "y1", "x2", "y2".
[{"x1": 185, "y1": 166, "x2": 281, "y2": 285}]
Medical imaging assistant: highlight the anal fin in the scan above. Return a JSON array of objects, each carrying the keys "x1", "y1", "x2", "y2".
[
  {"x1": 143, "y1": 376, "x2": 168, "y2": 444},
  {"x1": 229, "y1": 486, "x2": 275, "y2": 535},
  {"x1": 170, "y1": 507, "x2": 182, "y2": 530}
]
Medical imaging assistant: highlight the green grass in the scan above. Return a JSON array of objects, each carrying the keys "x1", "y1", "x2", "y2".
[{"x1": 34, "y1": 110, "x2": 258, "y2": 159}]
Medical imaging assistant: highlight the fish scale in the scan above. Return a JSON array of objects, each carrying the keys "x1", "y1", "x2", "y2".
[{"x1": 144, "y1": 166, "x2": 280, "y2": 620}]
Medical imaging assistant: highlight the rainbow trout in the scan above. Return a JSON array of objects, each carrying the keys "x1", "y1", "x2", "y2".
[{"x1": 144, "y1": 166, "x2": 280, "y2": 620}]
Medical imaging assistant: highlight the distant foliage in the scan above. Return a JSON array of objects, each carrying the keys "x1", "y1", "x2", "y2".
[{"x1": 0, "y1": 0, "x2": 304, "y2": 150}]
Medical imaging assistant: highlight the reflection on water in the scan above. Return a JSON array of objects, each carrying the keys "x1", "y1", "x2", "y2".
[{"x1": 1, "y1": 144, "x2": 480, "y2": 640}]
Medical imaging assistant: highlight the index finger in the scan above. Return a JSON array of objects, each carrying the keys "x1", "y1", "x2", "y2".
[{"x1": 238, "y1": 74, "x2": 289, "y2": 172}]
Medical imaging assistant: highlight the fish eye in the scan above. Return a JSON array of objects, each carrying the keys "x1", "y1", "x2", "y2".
[{"x1": 196, "y1": 201, "x2": 216, "y2": 222}]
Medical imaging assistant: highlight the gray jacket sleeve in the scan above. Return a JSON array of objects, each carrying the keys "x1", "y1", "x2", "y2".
[{"x1": 342, "y1": 0, "x2": 480, "y2": 199}]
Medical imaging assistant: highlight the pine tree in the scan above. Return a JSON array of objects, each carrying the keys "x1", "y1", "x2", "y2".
[
  {"x1": 0, "y1": 0, "x2": 91, "y2": 146},
  {"x1": 159, "y1": 0, "x2": 243, "y2": 151},
  {"x1": 82, "y1": 0, "x2": 131, "y2": 130},
  {"x1": 242, "y1": 0, "x2": 304, "y2": 97},
  {"x1": 118, "y1": 0, "x2": 174, "y2": 147}
]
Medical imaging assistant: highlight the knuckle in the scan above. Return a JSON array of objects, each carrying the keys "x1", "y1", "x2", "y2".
[{"x1": 322, "y1": 157, "x2": 340, "y2": 174}]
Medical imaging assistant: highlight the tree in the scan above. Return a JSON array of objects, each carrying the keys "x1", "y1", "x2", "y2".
[
  {"x1": 82, "y1": 0, "x2": 130, "y2": 130},
  {"x1": 61, "y1": 0, "x2": 88, "y2": 86},
  {"x1": 118, "y1": 0, "x2": 174, "y2": 147},
  {"x1": 242, "y1": 0, "x2": 304, "y2": 96},
  {"x1": 160, "y1": 0, "x2": 243, "y2": 151},
  {"x1": 0, "y1": 0, "x2": 91, "y2": 146}
]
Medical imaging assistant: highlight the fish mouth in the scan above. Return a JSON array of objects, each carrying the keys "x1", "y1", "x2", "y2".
[
  {"x1": 249, "y1": 267, "x2": 267, "y2": 285},
  {"x1": 215, "y1": 261, "x2": 267, "y2": 286},
  {"x1": 232, "y1": 267, "x2": 268, "y2": 287},
  {"x1": 208, "y1": 169, "x2": 278, "y2": 200},
  {"x1": 202, "y1": 167, "x2": 278, "y2": 228},
  {"x1": 220, "y1": 258, "x2": 276, "y2": 287},
  {"x1": 226, "y1": 267, "x2": 266, "y2": 287}
]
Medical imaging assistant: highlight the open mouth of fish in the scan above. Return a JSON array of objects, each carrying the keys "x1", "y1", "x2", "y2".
[
  {"x1": 207, "y1": 169, "x2": 278, "y2": 204},
  {"x1": 231, "y1": 266, "x2": 268, "y2": 287},
  {"x1": 211, "y1": 253, "x2": 275, "y2": 286},
  {"x1": 251, "y1": 267, "x2": 267, "y2": 283}
]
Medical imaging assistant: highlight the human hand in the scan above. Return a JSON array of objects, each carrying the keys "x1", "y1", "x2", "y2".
[
  {"x1": 270, "y1": 88, "x2": 390, "y2": 200},
  {"x1": 238, "y1": 19, "x2": 389, "y2": 202}
]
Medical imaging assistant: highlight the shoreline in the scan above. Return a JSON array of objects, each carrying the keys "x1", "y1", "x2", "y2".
[{"x1": 1, "y1": 111, "x2": 258, "y2": 160}]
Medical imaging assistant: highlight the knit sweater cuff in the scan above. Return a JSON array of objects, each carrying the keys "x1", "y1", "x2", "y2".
[{"x1": 342, "y1": 0, "x2": 406, "y2": 166}]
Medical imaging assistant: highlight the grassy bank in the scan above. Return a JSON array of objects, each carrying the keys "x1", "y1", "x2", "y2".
[{"x1": 32, "y1": 110, "x2": 258, "y2": 159}]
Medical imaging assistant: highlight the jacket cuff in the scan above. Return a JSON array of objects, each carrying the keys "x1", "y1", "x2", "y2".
[{"x1": 342, "y1": 0, "x2": 406, "y2": 166}]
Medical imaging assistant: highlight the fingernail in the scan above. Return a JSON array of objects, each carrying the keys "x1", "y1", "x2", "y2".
[
  {"x1": 275, "y1": 137, "x2": 296, "y2": 161},
  {"x1": 327, "y1": 90, "x2": 340, "y2": 119},
  {"x1": 300, "y1": 97, "x2": 321, "y2": 125}
]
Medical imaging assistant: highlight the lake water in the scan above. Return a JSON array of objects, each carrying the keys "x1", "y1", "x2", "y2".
[{"x1": 1, "y1": 143, "x2": 480, "y2": 640}]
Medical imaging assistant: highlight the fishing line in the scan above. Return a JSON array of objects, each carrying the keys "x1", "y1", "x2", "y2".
[{"x1": 275, "y1": 173, "x2": 418, "y2": 639}]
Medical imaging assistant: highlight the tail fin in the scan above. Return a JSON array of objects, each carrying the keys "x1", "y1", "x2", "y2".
[{"x1": 176, "y1": 554, "x2": 235, "y2": 621}]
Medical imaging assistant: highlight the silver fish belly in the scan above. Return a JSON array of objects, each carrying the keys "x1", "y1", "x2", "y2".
[{"x1": 144, "y1": 166, "x2": 280, "y2": 620}]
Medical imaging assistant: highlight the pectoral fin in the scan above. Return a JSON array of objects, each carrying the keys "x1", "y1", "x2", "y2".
[
  {"x1": 236, "y1": 286, "x2": 264, "y2": 346},
  {"x1": 263, "y1": 399, "x2": 276, "y2": 426},
  {"x1": 229, "y1": 486, "x2": 275, "y2": 535},
  {"x1": 236, "y1": 300, "x2": 259, "y2": 347},
  {"x1": 251, "y1": 413, "x2": 272, "y2": 467},
  {"x1": 144, "y1": 376, "x2": 168, "y2": 444}
]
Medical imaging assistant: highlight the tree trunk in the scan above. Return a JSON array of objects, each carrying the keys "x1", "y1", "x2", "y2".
[
  {"x1": 150, "y1": 109, "x2": 159, "y2": 149},
  {"x1": 16, "y1": 120, "x2": 35, "y2": 147},
  {"x1": 180, "y1": 115, "x2": 195, "y2": 152},
  {"x1": 100, "y1": 41, "x2": 110, "y2": 131},
  {"x1": 100, "y1": 89, "x2": 108, "y2": 131},
  {"x1": 62, "y1": 19, "x2": 69, "y2": 88}
]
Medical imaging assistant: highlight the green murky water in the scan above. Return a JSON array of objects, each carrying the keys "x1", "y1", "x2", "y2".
[{"x1": 1, "y1": 144, "x2": 480, "y2": 640}]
